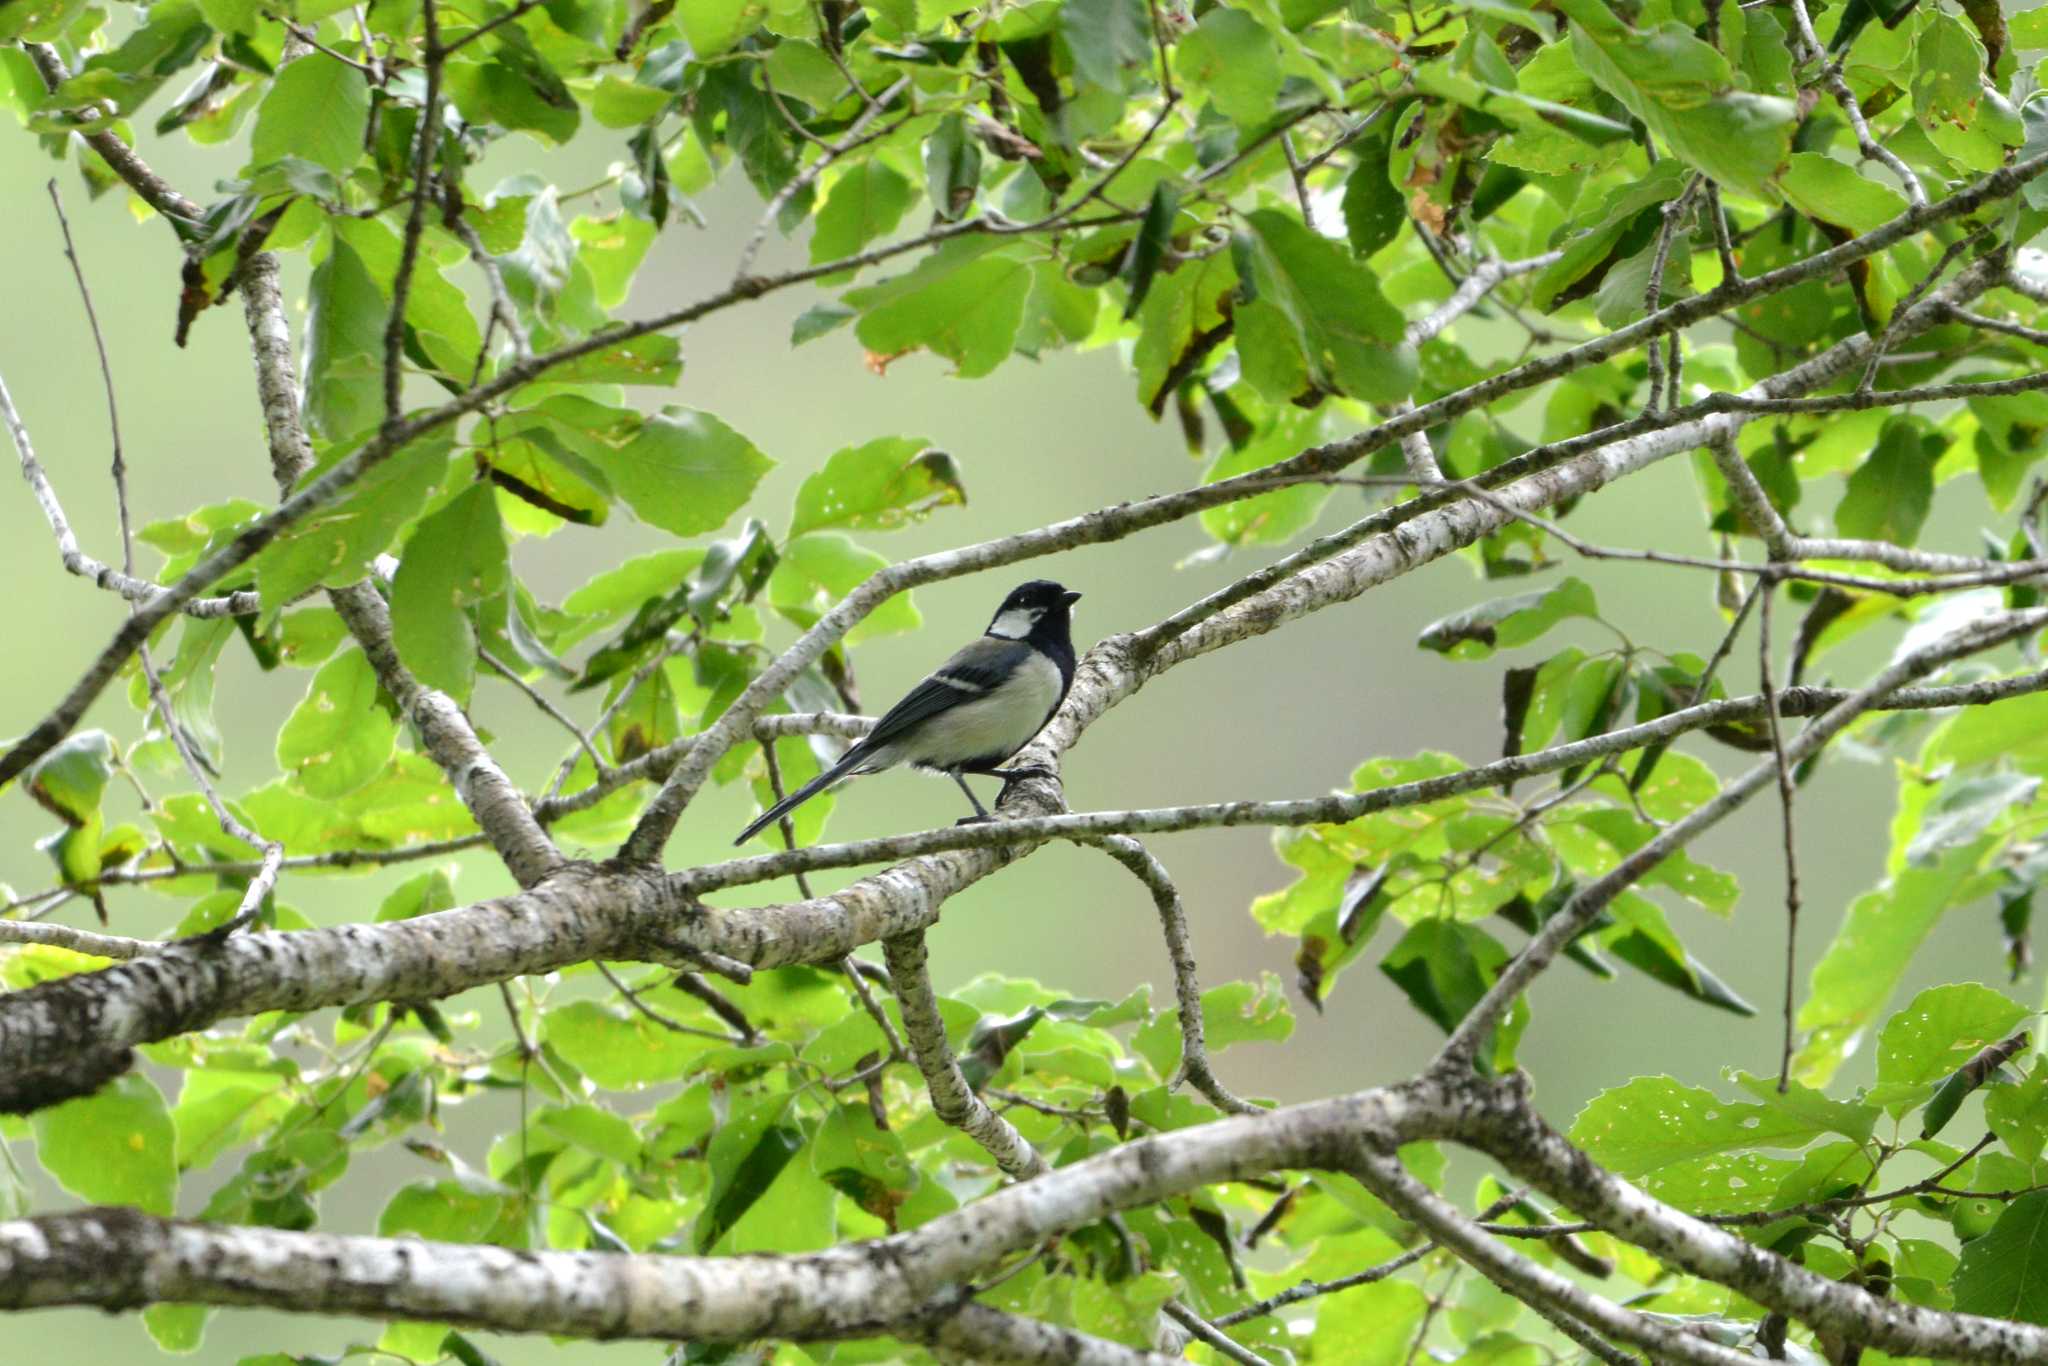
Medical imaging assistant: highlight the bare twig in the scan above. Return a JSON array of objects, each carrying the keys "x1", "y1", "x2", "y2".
[
  {"x1": 733, "y1": 75, "x2": 912, "y2": 284},
  {"x1": 1756, "y1": 579, "x2": 1804, "y2": 1093},
  {"x1": 1787, "y1": 0, "x2": 1925, "y2": 209},
  {"x1": 385, "y1": 0, "x2": 444, "y2": 425},
  {"x1": 0, "y1": 371, "x2": 258, "y2": 618},
  {"x1": 45, "y1": 181, "x2": 130, "y2": 577},
  {"x1": 671, "y1": 663, "x2": 2048, "y2": 897},
  {"x1": 596, "y1": 962, "x2": 744, "y2": 1043},
  {"x1": 480, "y1": 649, "x2": 604, "y2": 777},
  {"x1": 0, "y1": 919, "x2": 155, "y2": 959}
]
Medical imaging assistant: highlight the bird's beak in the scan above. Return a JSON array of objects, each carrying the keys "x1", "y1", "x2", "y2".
[{"x1": 1063, "y1": 590, "x2": 1083, "y2": 606}]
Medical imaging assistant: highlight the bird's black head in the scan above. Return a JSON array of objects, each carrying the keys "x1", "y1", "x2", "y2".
[{"x1": 986, "y1": 580, "x2": 1082, "y2": 644}]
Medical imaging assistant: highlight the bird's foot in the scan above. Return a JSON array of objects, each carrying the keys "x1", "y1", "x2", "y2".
[{"x1": 954, "y1": 813, "x2": 994, "y2": 826}]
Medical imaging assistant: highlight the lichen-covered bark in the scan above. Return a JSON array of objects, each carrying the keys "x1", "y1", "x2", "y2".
[{"x1": 0, "y1": 1082, "x2": 1435, "y2": 1332}]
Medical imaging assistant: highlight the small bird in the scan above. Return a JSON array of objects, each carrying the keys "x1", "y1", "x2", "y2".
[{"x1": 735, "y1": 580, "x2": 1084, "y2": 845}]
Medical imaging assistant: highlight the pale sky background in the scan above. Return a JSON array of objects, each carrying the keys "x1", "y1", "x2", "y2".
[{"x1": 0, "y1": 84, "x2": 2028, "y2": 1362}]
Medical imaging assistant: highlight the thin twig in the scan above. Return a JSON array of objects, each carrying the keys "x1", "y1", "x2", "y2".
[
  {"x1": 1787, "y1": 0, "x2": 1925, "y2": 209},
  {"x1": 1705, "y1": 182, "x2": 1740, "y2": 285},
  {"x1": 481, "y1": 649, "x2": 605, "y2": 777},
  {"x1": 1163, "y1": 1300, "x2": 1269, "y2": 1365},
  {"x1": 384, "y1": 0, "x2": 443, "y2": 424},
  {"x1": 45, "y1": 181, "x2": 131, "y2": 577},
  {"x1": 0, "y1": 919, "x2": 156, "y2": 958},
  {"x1": 1756, "y1": 578, "x2": 1804, "y2": 1093},
  {"x1": 733, "y1": 75, "x2": 912, "y2": 284},
  {"x1": 596, "y1": 962, "x2": 746, "y2": 1043},
  {"x1": 671, "y1": 664, "x2": 2048, "y2": 897},
  {"x1": 440, "y1": 0, "x2": 546, "y2": 53},
  {"x1": 0, "y1": 369, "x2": 258, "y2": 618}
]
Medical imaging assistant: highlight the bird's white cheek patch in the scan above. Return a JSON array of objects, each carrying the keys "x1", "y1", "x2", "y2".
[{"x1": 987, "y1": 607, "x2": 1042, "y2": 639}]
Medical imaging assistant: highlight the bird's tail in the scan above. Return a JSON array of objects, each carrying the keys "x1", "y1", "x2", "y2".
[{"x1": 733, "y1": 751, "x2": 860, "y2": 846}]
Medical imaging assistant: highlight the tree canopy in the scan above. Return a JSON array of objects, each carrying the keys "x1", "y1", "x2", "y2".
[{"x1": 8, "y1": 0, "x2": 2048, "y2": 1362}]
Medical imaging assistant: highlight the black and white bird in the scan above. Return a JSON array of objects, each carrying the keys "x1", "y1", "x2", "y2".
[{"x1": 735, "y1": 580, "x2": 1083, "y2": 845}]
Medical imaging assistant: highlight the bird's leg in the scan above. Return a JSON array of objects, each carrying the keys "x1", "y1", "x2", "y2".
[{"x1": 950, "y1": 772, "x2": 992, "y2": 825}]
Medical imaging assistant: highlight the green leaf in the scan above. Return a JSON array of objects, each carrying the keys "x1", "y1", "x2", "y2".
[
  {"x1": 1199, "y1": 408, "x2": 1332, "y2": 547},
  {"x1": 606, "y1": 408, "x2": 774, "y2": 538},
  {"x1": 375, "y1": 869, "x2": 458, "y2": 922},
  {"x1": 1836, "y1": 417, "x2": 1940, "y2": 547},
  {"x1": 28, "y1": 730, "x2": 114, "y2": 826},
  {"x1": 923, "y1": 112, "x2": 982, "y2": 222},
  {"x1": 1727, "y1": 1070, "x2": 1879, "y2": 1145},
  {"x1": 678, "y1": 0, "x2": 767, "y2": 57},
  {"x1": 1911, "y1": 12, "x2": 1983, "y2": 133},
  {"x1": 1569, "y1": 1075, "x2": 1832, "y2": 1178},
  {"x1": 1341, "y1": 120, "x2": 1405, "y2": 258},
  {"x1": 537, "y1": 1103, "x2": 643, "y2": 1168},
  {"x1": 542, "y1": 999, "x2": 717, "y2": 1088},
  {"x1": 1134, "y1": 972, "x2": 1294, "y2": 1077},
  {"x1": 247, "y1": 53, "x2": 368, "y2": 179},
  {"x1": 1310, "y1": 1277, "x2": 1428, "y2": 1362},
  {"x1": 302, "y1": 238, "x2": 386, "y2": 442},
  {"x1": 1873, "y1": 982, "x2": 2030, "y2": 1105},
  {"x1": 1558, "y1": 2, "x2": 1796, "y2": 197},
  {"x1": 482, "y1": 425, "x2": 613, "y2": 527},
  {"x1": 1417, "y1": 577, "x2": 1599, "y2": 660},
  {"x1": 1061, "y1": 0, "x2": 1150, "y2": 91},
  {"x1": 696, "y1": 1095, "x2": 803, "y2": 1251},
  {"x1": 788, "y1": 437, "x2": 966, "y2": 537},
  {"x1": 1928, "y1": 690, "x2": 2048, "y2": 769},
  {"x1": 1795, "y1": 842, "x2": 1995, "y2": 1086},
  {"x1": 142, "y1": 1301, "x2": 211, "y2": 1352},
  {"x1": 811, "y1": 160, "x2": 914, "y2": 265},
  {"x1": 1119, "y1": 181, "x2": 1180, "y2": 320},
  {"x1": 32, "y1": 1072, "x2": 178, "y2": 1214},
  {"x1": 1531, "y1": 161, "x2": 1692, "y2": 311},
  {"x1": 378, "y1": 1179, "x2": 510, "y2": 1243},
  {"x1": 276, "y1": 648, "x2": 398, "y2": 799},
  {"x1": 1379, "y1": 919, "x2": 1505, "y2": 1037},
  {"x1": 769, "y1": 534, "x2": 922, "y2": 643},
  {"x1": 254, "y1": 434, "x2": 452, "y2": 608},
  {"x1": 1953, "y1": 1190, "x2": 2048, "y2": 1322},
  {"x1": 443, "y1": 49, "x2": 579, "y2": 146},
  {"x1": 1906, "y1": 774, "x2": 2039, "y2": 866},
  {"x1": 1175, "y1": 8, "x2": 1282, "y2": 128},
  {"x1": 1779, "y1": 152, "x2": 1912, "y2": 234},
  {"x1": 1238, "y1": 208, "x2": 1413, "y2": 404},
  {"x1": 391, "y1": 483, "x2": 510, "y2": 704},
  {"x1": 846, "y1": 240, "x2": 1036, "y2": 378},
  {"x1": 544, "y1": 336, "x2": 680, "y2": 387}
]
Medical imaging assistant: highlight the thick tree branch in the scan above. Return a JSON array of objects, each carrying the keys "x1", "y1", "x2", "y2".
[
  {"x1": 1354, "y1": 1148, "x2": 1747, "y2": 1366},
  {"x1": 1089, "y1": 836, "x2": 1258, "y2": 1115},
  {"x1": 9, "y1": 654, "x2": 2045, "y2": 1109},
  {"x1": 0, "y1": 1079, "x2": 1442, "y2": 1329},
  {"x1": 881, "y1": 931, "x2": 1049, "y2": 1180},
  {"x1": 1453, "y1": 1075, "x2": 2048, "y2": 1364}
]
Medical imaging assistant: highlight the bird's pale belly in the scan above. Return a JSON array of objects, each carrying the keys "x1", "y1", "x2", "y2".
[{"x1": 911, "y1": 653, "x2": 1062, "y2": 769}]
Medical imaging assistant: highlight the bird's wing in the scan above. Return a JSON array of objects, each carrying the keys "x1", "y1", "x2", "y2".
[{"x1": 855, "y1": 636, "x2": 1034, "y2": 756}]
